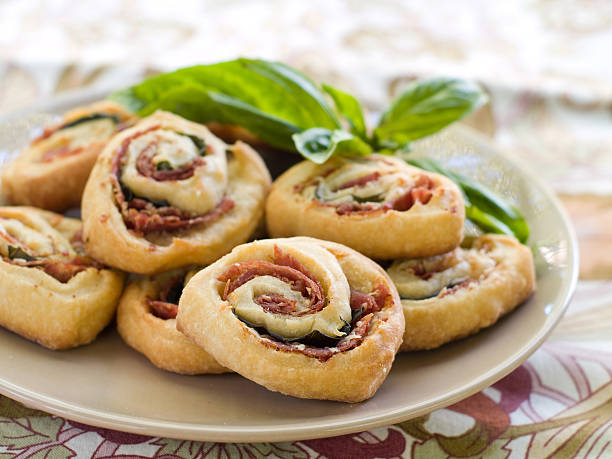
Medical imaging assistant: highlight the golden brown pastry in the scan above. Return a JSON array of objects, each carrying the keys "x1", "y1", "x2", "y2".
[
  {"x1": 0, "y1": 206, "x2": 124, "y2": 349},
  {"x1": 1, "y1": 101, "x2": 137, "y2": 212},
  {"x1": 266, "y1": 154, "x2": 465, "y2": 259},
  {"x1": 176, "y1": 237, "x2": 404, "y2": 403},
  {"x1": 387, "y1": 234, "x2": 535, "y2": 351},
  {"x1": 117, "y1": 268, "x2": 229, "y2": 375},
  {"x1": 82, "y1": 111, "x2": 271, "y2": 274}
]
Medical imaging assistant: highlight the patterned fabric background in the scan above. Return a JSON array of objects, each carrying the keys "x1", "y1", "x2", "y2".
[{"x1": 0, "y1": 1, "x2": 610, "y2": 457}]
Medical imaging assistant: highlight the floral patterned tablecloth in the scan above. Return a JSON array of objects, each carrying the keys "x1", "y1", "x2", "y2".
[
  {"x1": 0, "y1": 281, "x2": 610, "y2": 458},
  {"x1": 0, "y1": 1, "x2": 611, "y2": 457}
]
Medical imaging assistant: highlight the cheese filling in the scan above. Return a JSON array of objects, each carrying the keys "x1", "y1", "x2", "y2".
[
  {"x1": 36, "y1": 117, "x2": 117, "y2": 162},
  {"x1": 304, "y1": 157, "x2": 429, "y2": 206},
  {"x1": 120, "y1": 129, "x2": 228, "y2": 215},
  {"x1": 0, "y1": 212, "x2": 75, "y2": 261},
  {"x1": 388, "y1": 248, "x2": 496, "y2": 299},
  {"x1": 225, "y1": 243, "x2": 353, "y2": 341}
]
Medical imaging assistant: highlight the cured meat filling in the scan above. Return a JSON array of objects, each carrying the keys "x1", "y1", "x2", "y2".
[
  {"x1": 218, "y1": 246, "x2": 391, "y2": 361},
  {"x1": 388, "y1": 246, "x2": 496, "y2": 300},
  {"x1": 305, "y1": 163, "x2": 435, "y2": 215},
  {"x1": 1, "y1": 230, "x2": 103, "y2": 283},
  {"x1": 146, "y1": 273, "x2": 186, "y2": 320},
  {"x1": 110, "y1": 126, "x2": 234, "y2": 235},
  {"x1": 35, "y1": 113, "x2": 125, "y2": 163},
  {"x1": 218, "y1": 246, "x2": 325, "y2": 316}
]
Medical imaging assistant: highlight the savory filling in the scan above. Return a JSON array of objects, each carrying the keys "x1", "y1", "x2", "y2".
[
  {"x1": 218, "y1": 246, "x2": 390, "y2": 361},
  {"x1": 387, "y1": 247, "x2": 496, "y2": 300},
  {"x1": 146, "y1": 272, "x2": 187, "y2": 320},
  {"x1": 0, "y1": 215, "x2": 102, "y2": 283},
  {"x1": 300, "y1": 157, "x2": 435, "y2": 215},
  {"x1": 111, "y1": 125, "x2": 234, "y2": 235},
  {"x1": 34, "y1": 113, "x2": 125, "y2": 163}
]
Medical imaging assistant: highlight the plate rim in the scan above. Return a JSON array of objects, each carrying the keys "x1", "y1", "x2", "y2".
[{"x1": 0, "y1": 89, "x2": 580, "y2": 442}]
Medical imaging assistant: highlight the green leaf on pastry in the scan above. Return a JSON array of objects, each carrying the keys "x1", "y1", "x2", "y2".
[{"x1": 293, "y1": 127, "x2": 372, "y2": 164}]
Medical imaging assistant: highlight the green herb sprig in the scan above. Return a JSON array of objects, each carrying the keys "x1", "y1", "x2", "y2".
[{"x1": 109, "y1": 58, "x2": 528, "y2": 241}]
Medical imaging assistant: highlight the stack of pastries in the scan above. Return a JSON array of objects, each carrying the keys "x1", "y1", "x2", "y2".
[{"x1": 0, "y1": 102, "x2": 535, "y2": 403}]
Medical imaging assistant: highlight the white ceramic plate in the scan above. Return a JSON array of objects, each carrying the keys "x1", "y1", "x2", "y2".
[{"x1": 0, "y1": 89, "x2": 578, "y2": 442}]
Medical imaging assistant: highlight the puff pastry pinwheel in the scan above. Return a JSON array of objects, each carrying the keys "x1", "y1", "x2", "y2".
[
  {"x1": 0, "y1": 207, "x2": 124, "y2": 349},
  {"x1": 2, "y1": 101, "x2": 136, "y2": 212},
  {"x1": 82, "y1": 111, "x2": 271, "y2": 274},
  {"x1": 266, "y1": 154, "x2": 465, "y2": 259},
  {"x1": 176, "y1": 237, "x2": 404, "y2": 403},
  {"x1": 387, "y1": 234, "x2": 535, "y2": 351},
  {"x1": 117, "y1": 268, "x2": 229, "y2": 374}
]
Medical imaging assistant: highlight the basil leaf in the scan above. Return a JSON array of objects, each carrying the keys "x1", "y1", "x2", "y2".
[
  {"x1": 465, "y1": 206, "x2": 515, "y2": 237},
  {"x1": 322, "y1": 83, "x2": 367, "y2": 140},
  {"x1": 179, "y1": 133, "x2": 207, "y2": 156},
  {"x1": 127, "y1": 83, "x2": 300, "y2": 151},
  {"x1": 108, "y1": 88, "x2": 146, "y2": 113},
  {"x1": 60, "y1": 113, "x2": 120, "y2": 130},
  {"x1": 406, "y1": 157, "x2": 529, "y2": 243},
  {"x1": 292, "y1": 128, "x2": 372, "y2": 164},
  {"x1": 156, "y1": 161, "x2": 172, "y2": 171},
  {"x1": 352, "y1": 193, "x2": 384, "y2": 203},
  {"x1": 458, "y1": 175, "x2": 530, "y2": 243},
  {"x1": 374, "y1": 78, "x2": 488, "y2": 145},
  {"x1": 109, "y1": 58, "x2": 341, "y2": 151},
  {"x1": 7, "y1": 245, "x2": 37, "y2": 262}
]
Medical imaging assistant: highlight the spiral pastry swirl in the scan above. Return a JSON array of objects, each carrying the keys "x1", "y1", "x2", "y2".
[
  {"x1": 2, "y1": 101, "x2": 136, "y2": 212},
  {"x1": 82, "y1": 111, "x2": 271, "y2": 274},
  {"x1": 266, "y1": 154, "x2": 465, "y2": 259},
  {"x1": 117, "y1": 268, "x2": 229, "y2": 375},
  {"x1": 0, "y1": 207, "x2": 124, "y2": 349},
  {"x1": 387, "y1": 234, "x2": 535, "y2": 351},
  {"x1": 177, "y1": 237, "x2": 404, "y2": 403}
]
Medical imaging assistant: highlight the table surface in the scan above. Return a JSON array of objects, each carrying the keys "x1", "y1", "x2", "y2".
[{"x1": 0, "y1": 1, "x2": 611, "y2": 457}]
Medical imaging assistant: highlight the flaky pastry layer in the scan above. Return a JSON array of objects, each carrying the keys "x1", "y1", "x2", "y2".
[
  {"x1": 117, "y1": 270, "x2": 228, "y2": 375},
  {"x1": 394, "y1": 234, "x2": 535, "y2": 351},
  {"x1": 177, "y1": 237, "x2": 404, "y2": 403},
  {"x1": 1, "y1": 101, "x2": 136, "y2": 212},
  {"x1": 82, "y1": 111, "x2": 271, "y2": 274},
  {"x1": 0, "y1": 207, "x2": 124, "y2": 349},
  {"x1": 266, "y1": 154, "x2": 465, "y2": 259}
]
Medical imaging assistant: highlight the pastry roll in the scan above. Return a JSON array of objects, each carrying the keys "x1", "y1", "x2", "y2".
[
  {"x1": 82, "y1": 111, "x2": 271, "y2": 274},
  {"x1": 176, "y1": 237, "x2": 404, "y2": 403},
  {"x1": 0, "y1": 207, "x2": 124, "y2": 349},
  {"x1": 266, "y1": 154, "x2": 465, "y2": 259},
  {"x1": 2, "y1": 101, "x2": 136, "y2": 212},
  {"x1": 117, "y1": 268, "x2": 229, "y2": 375},
  {"x1": 387, "y1": 234, "x2": 535, "y2": 351}
]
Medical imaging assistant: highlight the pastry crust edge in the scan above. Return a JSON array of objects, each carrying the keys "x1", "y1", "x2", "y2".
[
  {"x1": 116, "y1": 275, "x2": 229, "y2": 375},
  {"x1": 177, "y1": 236, "x2": 405, "y2": 403}
]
